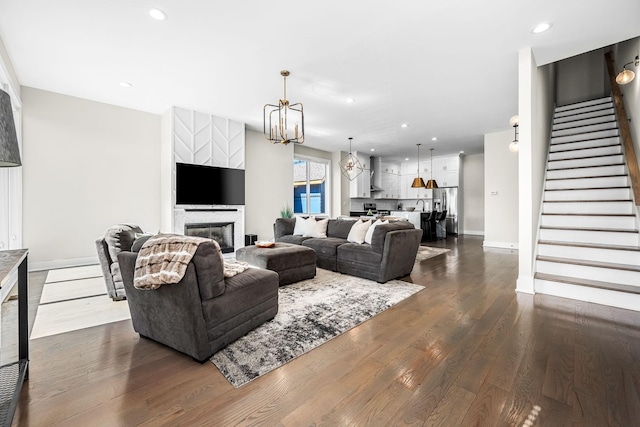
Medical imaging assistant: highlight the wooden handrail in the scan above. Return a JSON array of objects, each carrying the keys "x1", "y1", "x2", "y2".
[{"x1": 605, "y1": 51, "x2": 640, "y2": 206}]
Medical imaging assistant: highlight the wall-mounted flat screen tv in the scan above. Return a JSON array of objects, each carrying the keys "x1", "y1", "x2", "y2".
[{"x1": 176, "y1": 162, "x2": 245, "y2": 205}]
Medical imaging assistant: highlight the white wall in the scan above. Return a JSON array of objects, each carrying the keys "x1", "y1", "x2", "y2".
[
  {"x1": 517, "y1": 48, "x2": 556, "y2": 293},
  {"x1": 462, "y1": 153, "x2": 484, "y2": 235},
  {"x1": 483, "y1": 131, "x2": 518, "y2": 248},
  {"x1": 556, "y1": 48, "x2": 609, "y2": 106},
  {"x1": 244, "y1": 130, "x2": 293, "y2": 241},
  {"x1": 22, "y1": 87, "x2": 161, "y2": 269}
]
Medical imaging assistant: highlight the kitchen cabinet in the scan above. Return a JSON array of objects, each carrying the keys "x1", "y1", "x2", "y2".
[
  {"x1": 349, "y1": 152, "x2": 371, "y2": 198},
  {"x1": 376, "y1": 161, "x2": 401, "y2": 199},
  {"x1": 432, "y1": 154, "x2": 460, "y2": 187}
]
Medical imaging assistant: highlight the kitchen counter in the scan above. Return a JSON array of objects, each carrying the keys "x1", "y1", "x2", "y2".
[{"x1": 390, "y1": 211, "x2": 421, "y2": 229}]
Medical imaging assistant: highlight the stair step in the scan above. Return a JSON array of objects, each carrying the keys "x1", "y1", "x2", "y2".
[
  {"x1": 551, "y1": 121, "x2": 617, "y2": 138},
  {"x1": 552, "y1": 114, "x2": 616, "y2": 131},
  {"x1": 548, "y1": 145, "x2": 621, "y2": 161},
  {"x1": 539, "y1": 227, "x2": 639, "y2": 246},
  {"x1": 551, "y1": 129, "x2": 619, "y2": 144},
  {"x1": 548, "y1": 154, "x2": 623, "y2": 170},
  {"x1": 554, "y1": 103, "x2": 615, "y2": 119},
  {"x1": 546, "y1": 165, "x2": 626, "y2": 180},
  {"x1": 545, "y1": 175, "x2": 629, "y2": 190},
  {"x1": 540, "y1": 214, "x2": 636, "y2": 229},
  {"x1": 549, "y1": 137, "x2": 620, "y2": 153},
  {"x1": 537, "y1": 255, "x2": 640, "y2": 272},
  {"x1": 554, "y1": 107, "x2": 615, "y2": 124},
  {"x1": 542, "y1": 200, "x2": 634, "y2": 215},
  {"x1": 535, "y1": 273, "x2": 640, "y2": 295},
  {"x1": 555, "y1": 97, "x2": 612, "y2": 112},
  {"x1": 538, "y1": 241, "x2": 640, "y2": 265},
  {"x1": 536, "y1": 260, "x2": 640, "y2": 287},
  {"x1": 544, "y1": 187, "x2": 631, "y2": 201}
]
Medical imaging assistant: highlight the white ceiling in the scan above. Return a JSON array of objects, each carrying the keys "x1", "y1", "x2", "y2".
[{"x1": 1, "y1": 0, "x2": 639, "y2": 162}]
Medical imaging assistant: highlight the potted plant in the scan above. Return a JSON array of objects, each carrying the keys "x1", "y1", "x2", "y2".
[{"x1": 280, "y1": 204, "x2": 293, "y2": 218}]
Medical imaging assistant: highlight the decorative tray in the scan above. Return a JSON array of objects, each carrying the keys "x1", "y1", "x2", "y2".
[{"x1": 255, "y1": 241, "x2": 275, "y2": 248}]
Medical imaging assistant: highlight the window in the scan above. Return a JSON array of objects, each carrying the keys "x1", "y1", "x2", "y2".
[{"x1": 293, "y1": 156, "x2": 330, "y2": 215}]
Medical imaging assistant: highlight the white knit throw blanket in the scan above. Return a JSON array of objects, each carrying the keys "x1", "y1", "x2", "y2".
[{"x1": 133, "y1": 234, "x2": 248, "y2": 290}]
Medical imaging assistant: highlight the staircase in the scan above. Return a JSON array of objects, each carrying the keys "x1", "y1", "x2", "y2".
[{"x1": 534, "y1": 96, "x2": 640, "y2": 306}]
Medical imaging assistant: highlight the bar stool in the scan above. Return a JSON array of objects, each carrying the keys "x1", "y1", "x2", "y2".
[
  {"x1": 435, "y1": 210, "x2": 447, "y2": 239},
  {"x1": 421, "y1": 211, "x2": 436, "y2": 241}
]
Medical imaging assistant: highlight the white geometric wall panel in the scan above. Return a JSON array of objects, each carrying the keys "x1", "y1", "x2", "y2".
[
  {"x1": 212, "y1": 116, "x2": 244, "y2": 169},
  {"x1": 171, "y1": 106, "x2": 245, "y2": 168}
]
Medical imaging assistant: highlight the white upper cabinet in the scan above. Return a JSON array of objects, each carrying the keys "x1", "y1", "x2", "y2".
[
  {"x1": 431, "y1": 154, "x2": 460, "y2": 187},
  {"x1": 349, "y1": 151, "x2": 371, "y2": 198},
  {"x1": 376, "y1": 161, "x2": 400, "y2": 199}
]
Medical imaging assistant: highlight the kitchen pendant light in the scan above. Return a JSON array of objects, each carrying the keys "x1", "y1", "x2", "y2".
[
  {"x1": 339, "y1": 137, "x2": 364, "y2": 180},
  {"x1": 411, "y1": 144, "x2": 426, "y2": 188},
  {"x1": 263, "y1": 70, "x2": 305, "y2": 145},
  {"x1": 425, "y1": 147, "x2": 438, "y2": 189}
]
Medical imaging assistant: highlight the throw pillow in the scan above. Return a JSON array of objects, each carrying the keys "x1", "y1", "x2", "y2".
[
  {"x1": 304, "y1": 218, "x2": 329, "y2": 238},
  {"x1": 347, "y1": 219, "x2": 372, "y2": 244},
  {"x1": 131, "y1": 234, "x2": 154, "y2": 252},
  {"x1": 293, "y1": 216, "x2": 314, "y2": 236},
  {"x1": 364, "y1": 219, "x2": 389, "y2": 245}
]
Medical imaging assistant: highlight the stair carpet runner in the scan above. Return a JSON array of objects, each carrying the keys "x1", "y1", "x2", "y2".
[{"x1": 535, "y1": 95, "x2": 640, "y2": 297}]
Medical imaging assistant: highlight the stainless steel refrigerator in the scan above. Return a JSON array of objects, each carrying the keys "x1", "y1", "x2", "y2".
[{"x1": 433, "y1": 187, "x2": 461, "y2": 235}]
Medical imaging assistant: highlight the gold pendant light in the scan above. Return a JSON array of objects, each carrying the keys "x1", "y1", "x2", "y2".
[
  {"x1": 411, "y1": 144, "x2": 426, "y2": 188},
  {"x1": 263, "y1": 70, "x2": 305, "y2": 145},
  {"x1": 425, "y1": 148, "x2": 438, "y2": 189}
]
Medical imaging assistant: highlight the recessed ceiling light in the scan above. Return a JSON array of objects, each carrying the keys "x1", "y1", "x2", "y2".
[
  {"x1": 370, "y1": 148, "x2": 375, "y2": 152},
  {"x1": 119, "y1": 81, "x2": 133, "y2": 88},
  {"x1": 149, "y1": 8, "x2": 168, "y2": 20},
  {"x1": 401, "y1": 123, "x2": 409, "y2": 128},
  {"x1": 405, "y1": 158, "x2": 409, "y2": 161},
  {"x1": 532, "y1": 22, "x2": 552, "y2": 34},
  {"x1": 431, "y1": 137, "x2": 437, "y2": 141},
  {"x1": 346, "y1": 98, "x2": 355, "y2": 103}
]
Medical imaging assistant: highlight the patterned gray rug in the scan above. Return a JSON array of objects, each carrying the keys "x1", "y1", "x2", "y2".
[
  {"x1": 210, "y1": 269, "x2": 423, "y2": 387},
  {"x1": 415, "y1": 245, "x2": 450, "y2": 261}
]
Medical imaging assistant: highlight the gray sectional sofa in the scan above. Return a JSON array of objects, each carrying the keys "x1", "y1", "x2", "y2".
[
  {"x1": 118, "y1": 241, "x2": 279, "y2": 362},
  {"x1": 274, "y1": 218, "x2": 422, "y2": 283}
]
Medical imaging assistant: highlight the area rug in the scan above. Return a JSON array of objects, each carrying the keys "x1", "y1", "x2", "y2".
[
  {"x1": 415, "y1": 246, "x2": 450, "y2": 261},
  {"x1": 210, "y1": 269, "x2": 423, "y2": 387}
]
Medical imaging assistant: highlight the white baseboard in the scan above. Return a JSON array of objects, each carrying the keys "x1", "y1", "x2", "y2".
[
  {"x1": 30, "y1": 256, "x2": 99, "y2": 272},
  {"x1": 462, "y1": 230, "x2": 484, "y2": 236},
  {"x1": 483, "y1": 240, "x2": 519, "y2": 250},
  {"x1": 516, "y1": 275, "x2": 535, "y2": 294}
]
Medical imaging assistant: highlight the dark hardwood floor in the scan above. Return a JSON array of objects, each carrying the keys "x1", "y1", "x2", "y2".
[{"x1": 12, "y1": 235, "x2": 640, "y2": 426}]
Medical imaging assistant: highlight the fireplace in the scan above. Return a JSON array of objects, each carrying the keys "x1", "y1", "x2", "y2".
[{"x1": 185, "y1": 222, "x2": 235, "y2": 253}]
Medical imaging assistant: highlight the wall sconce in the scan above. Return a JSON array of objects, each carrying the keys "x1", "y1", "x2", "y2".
[
  {"x1": 616, "y1": 55, "x2": 639, "y2": 85},
  {"x1": 509, "y1": 115, "x2": 519, "y2": 153}
]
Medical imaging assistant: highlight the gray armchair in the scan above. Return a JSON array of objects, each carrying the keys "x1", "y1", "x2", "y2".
[
  {"x1": 117, "y1": 241, "x2": 279, "y2": 362},
  {"x1": 95, "y1": 224, "x2": 143, "y2": 301}
]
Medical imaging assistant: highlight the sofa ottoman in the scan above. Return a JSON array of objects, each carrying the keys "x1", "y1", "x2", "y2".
[{"x1": 236, "y1": 243, "x2": 316, "y2": 286}]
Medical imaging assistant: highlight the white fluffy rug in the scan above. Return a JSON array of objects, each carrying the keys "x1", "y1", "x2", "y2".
[{"x1": 211, "y1": 269, "x2": 423, "y2": 387}]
